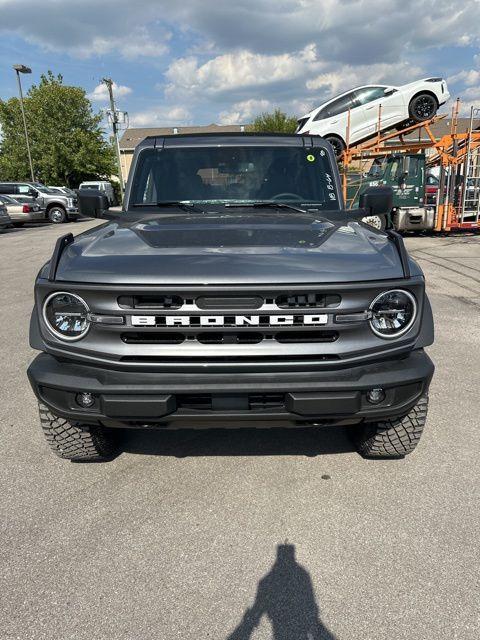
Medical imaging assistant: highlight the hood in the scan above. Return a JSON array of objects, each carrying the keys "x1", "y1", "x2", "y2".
[{"x1": 54, "y1": 212, "x2": 411, "y2": 285}]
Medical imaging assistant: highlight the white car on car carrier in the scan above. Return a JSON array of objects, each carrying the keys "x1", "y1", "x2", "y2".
[{"x1": 296, "y1": 78, "x2": 450, "y2": 156}]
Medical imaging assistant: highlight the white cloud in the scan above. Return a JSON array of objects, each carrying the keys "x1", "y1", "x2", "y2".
[
  {"x1": 1, "y1": 0, "x2": 479, "y2": 64},
  {"x1": 219, "y1": 99, "x2": 272, "y2": 124},
  {"x1": 129, "y1": 106, "x2": 192, "y2": 127},
  {"x1": 1, "y1": 0, "x2": 479, "y2": 124},
  {"x1": 87, "y1": 82, "x2": 132, "y2": 103},
  {"x1": 0, "y1": 1, "x2": 170, "y2": 59},
  {"x1": 165, "y1": 45, "x2": 319, "y2": 98},
  {"x1": 448, "y1": 69, "x2": 480, "y2": 87}
]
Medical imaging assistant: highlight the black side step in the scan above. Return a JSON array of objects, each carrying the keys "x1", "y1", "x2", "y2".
[{"x1": 48, "y1": 233, "x2": 74, "y2": 282}]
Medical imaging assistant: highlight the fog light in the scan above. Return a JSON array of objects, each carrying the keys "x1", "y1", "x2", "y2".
[
  {"x1": 76, "y1": 392, "x2": 95, "y2": 408},
  {"x1": 366, "y1": 388, "x2": 386, "y2": 404}
]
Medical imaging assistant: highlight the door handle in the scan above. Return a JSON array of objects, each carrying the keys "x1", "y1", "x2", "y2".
[{"x1": 330, "y1": 119, "x2": 338, "y2": 124}]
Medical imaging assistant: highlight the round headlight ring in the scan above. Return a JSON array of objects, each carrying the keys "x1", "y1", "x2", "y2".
[
  {"x1": 369, "y1": 289, "x2": 417, "y2": 339},
  {"x1": 42, "y1": 291, "x2": 91, "y2": 341}
]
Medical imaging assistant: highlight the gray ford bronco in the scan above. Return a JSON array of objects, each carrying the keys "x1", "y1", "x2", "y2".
[{"x1": 27, "y1": 134, "x2": 434, "y2": 461}]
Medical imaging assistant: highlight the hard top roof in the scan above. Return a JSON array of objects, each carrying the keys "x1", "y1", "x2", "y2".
[{"x1": 136, "y1": 132, "x2": 330, "y2": 149}]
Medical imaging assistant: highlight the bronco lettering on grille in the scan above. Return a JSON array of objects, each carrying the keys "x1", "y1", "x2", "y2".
[{"x1": 131, "y1": 314, "x2": 329, "y2": 327}]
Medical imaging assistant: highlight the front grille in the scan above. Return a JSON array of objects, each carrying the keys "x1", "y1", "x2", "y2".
[
  {"x1": 120, "y1": 330, "x2": 338, "y2": 345},
  {"x1": 107, "y1": 286, "x2": 349, "y2": 361},
  {"x1": 118, "y1": 295, "x2": 183, "y2": 309},
  {"x1": 118, "y1": 291, "x2": 340, "y2": 311},
  {"x1": 38, "y1": 279, "x2": 423, "y2": 369},
  {"x1": 197, "y1": 332, "x2": 263, "y2": 345},
  {"x1": 276, "y1": 293, "x2": 341, "y2": 308},
  {"x1": 196, "y1": 295, "x2": 263, "y2": 310},
  {"x1": 275, "y1": 330, "x2": 337, "y2": 343},
  {"x1": 122, "y1": 332, "x2": 185, "y2": 344}
]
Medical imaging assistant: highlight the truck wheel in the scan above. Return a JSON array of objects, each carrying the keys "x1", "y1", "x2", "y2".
[
  {"x1": 47, "y1": 206, "x2": 67, "y2": 224},
  {"x1": 38, "y1": 402, "x2": 117, "y2": 461},
  {"x1": 356, "y1": 395, "x2": 429, "y2": 458},
  {"x1": 361, "y1": 214, "x2": 386, "y2": 230},
  {"x1": 409, "y1": 94, "x2": 438, "y2": 122},
  {"x1": 324, "y1": 135, "x2": 346, "y2": 158}
]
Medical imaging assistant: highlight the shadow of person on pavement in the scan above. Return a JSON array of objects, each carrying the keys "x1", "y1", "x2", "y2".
[{"x1": 226, "y1": 543, "x2": 336, "y2": 640}]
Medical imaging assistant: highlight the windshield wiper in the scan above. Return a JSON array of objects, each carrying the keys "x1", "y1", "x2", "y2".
[
  {"x1": 131, "y1": 201, "x2": 206, "y2": 213},
  {"x1": 224, "y1": 201, "x2": 306, "y2": 213}
]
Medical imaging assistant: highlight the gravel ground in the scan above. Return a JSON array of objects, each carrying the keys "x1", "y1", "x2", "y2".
[{"x1": 0, "y1": 220, "x2": 479, "y2": 640}]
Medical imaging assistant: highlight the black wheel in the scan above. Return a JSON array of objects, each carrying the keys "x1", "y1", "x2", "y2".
[
  {"x1": 324, "y1": 135, "x2": 346, "y2": 158},
  {"x1": 355, "y1": 395, "x2": 429, "y2": 458},
  {"x1": 361, "y1": 214, "x2": 386, "y2": 230},
  {"x1": 47, "y1": 206, "x2": 67, "y2": 224},
  {"x1": 409, "y1": 94, "x2": 438, "y2": 122},
  {"x1": 38, "y1": 402, "x2": 117, "y2": 461}
]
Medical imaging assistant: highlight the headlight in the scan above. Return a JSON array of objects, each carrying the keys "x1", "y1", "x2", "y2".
[
  {"x1": 42, "y1": 292, "x2": 90, "y2": 341},
  {"x1": 369, "y1": 289, "x2": 416, "y2": 339}
]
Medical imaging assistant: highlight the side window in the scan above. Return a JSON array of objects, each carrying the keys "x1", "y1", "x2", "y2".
[
  {"x1": 407, "y1": 157, "x2": 422, "y2": 178},
  {"x1": 319, "y1": 92, "x2": 357, "y2": 119},
  {"x1": 354, "y1": 87, "x2": 389, "y2": 105},
  {"x1": 17, "y1": 184, "x2": 31, "y2": 194},
  {"x1": 0, "y1": 184, "x2": 11, "y2": 194},
  {"x1": 313, "y1": 106, "x2": 329, "y2": 121}
]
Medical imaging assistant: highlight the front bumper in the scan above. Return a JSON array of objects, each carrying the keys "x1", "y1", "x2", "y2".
[
  {"x1": 66, "y1": 207, "x2": 79, "y2": 220},
  {"x1": 27, "y1": 350, "x2": 434, "y2": 429}
]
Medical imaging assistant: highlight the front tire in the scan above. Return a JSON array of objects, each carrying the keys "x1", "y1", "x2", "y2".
[
  {"x1": 38, "y1": 402, "x2": 117, "y2": 461},
  {"x1": 356, "y1": 395, "x2": 429, "y2": 458},
  {"x1": 409, "y1": 94, "x2": 438, "y2": 122},
  {"x1": 47, "y1": 206, "x2": 67, "y2": 224}
]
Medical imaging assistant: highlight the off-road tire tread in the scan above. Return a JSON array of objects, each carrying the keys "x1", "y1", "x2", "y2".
[
  {"x1": 357, "y1": 395, "x2": 428, "y2": 458},
  {"x1": 38, "y1": 402, "x2": 115, "y2": 461}
]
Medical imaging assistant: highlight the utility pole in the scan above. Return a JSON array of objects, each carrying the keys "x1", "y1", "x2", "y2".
[
  {"x1": 13, "y1": 64, "x2": 35, "y2": 182},
  {"x1": 102, "y1": 78, "x2": 125, "y2": 200}
]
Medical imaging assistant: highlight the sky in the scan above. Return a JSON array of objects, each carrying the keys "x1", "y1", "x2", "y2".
[{"x1": 0, "y1": 0, "x2": 480, "y2": 130}]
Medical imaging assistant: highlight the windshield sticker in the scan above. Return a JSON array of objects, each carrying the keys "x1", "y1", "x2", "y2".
[{"x1": 306, "y1": 154, "x2": 315, "y2": 162}]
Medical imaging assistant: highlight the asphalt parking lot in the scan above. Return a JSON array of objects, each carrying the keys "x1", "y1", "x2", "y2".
[{"x1": 1, "y1": 220, "x2": 479, "y2": 640}]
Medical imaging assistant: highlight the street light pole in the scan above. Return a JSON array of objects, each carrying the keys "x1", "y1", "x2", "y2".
[
  {"x1": 102, "y1": 78, "x2": 124, "y2": 201},
  {"x1": 13, "y1": 64, "x2": 34, "y2": 182}
]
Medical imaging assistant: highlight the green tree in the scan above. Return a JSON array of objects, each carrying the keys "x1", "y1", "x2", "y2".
[
  {"x1": 0, "y1": 71, "x2": 116, "y2": 187},
  {"x1": 248, "y1": 108, "x2": 298, "y2": 134}
]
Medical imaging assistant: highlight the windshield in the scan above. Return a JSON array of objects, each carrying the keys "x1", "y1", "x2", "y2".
[
  {"x1": 0, "y1": 195, "x2": 15, "y2": 204},
  {"x1": 366, "y1": 156, "x2": 387, "y2": 178},
  {"x1": 32, "y1": 182, "x2": 57, "y2": 194},
  {"x1": 130, "y1": 146, "x2": 340, "y2": 210}
]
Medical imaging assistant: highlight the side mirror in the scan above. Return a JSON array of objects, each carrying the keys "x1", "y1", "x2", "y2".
[
  {"x1": 29, "y1": 188, "x2": 39, "y2": 198},
  {"x1": 359, "y1": 186, "x2": 393, "y2": 216},
  {"x1": 78, "y1": 189, "x2": 109, "y2": 219}
]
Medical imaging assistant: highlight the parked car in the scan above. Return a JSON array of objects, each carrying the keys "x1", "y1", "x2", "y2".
[
  {"x1": 28, "y1": 133, "x2": 434, "y2": 462},
  {"x1": 296, "y1": 78, "x2": 450, "y2": 156},
  {"x1": 78, "y1": 180, "x2": 115, "y2": 205},
  {"x1": 0, "y1": 182, "x2": 78, "y2": 223},
  {"x1": 0, "y1": 194, "x2": 43, "y2": 226},
  {"x1": 0, "y1": 201, "x2": 12, "y2": 230},
  {"x1": 48, "y1": 186, "x2": 78, "y2": 197}
]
